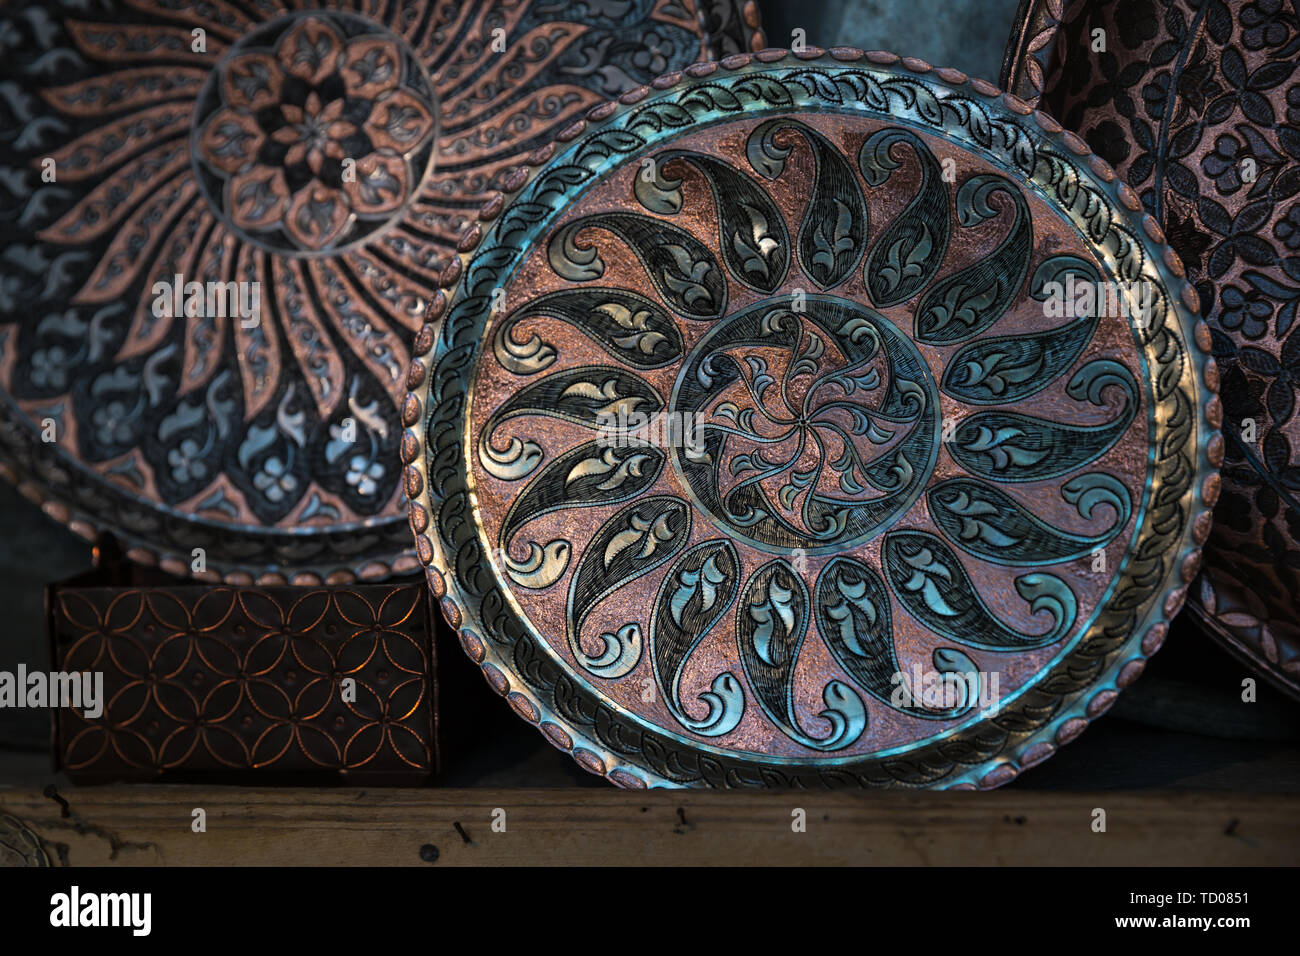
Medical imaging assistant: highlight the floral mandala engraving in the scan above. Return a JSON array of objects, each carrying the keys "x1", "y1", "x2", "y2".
[
  {"x1": 0, "y1": 0, "x2": 734, "y2": 580},
  {"x1": 193, "y1": 14, "x2": 437, "y2": 254}
]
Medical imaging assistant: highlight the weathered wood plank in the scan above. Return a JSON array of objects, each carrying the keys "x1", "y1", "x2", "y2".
[{"x1": 1, "y1": 788, "x2": 1294, "y2": 866}]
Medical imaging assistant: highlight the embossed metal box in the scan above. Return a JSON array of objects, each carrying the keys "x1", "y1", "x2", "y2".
[
  {"x1": 48, "y1": 567, "x2": 437, "y2": 784},
  {"x1": 1002, "y1": 0, "x2": 1300, "y2": 697},
  {"x1": 405, "y1": 50, "x2": 1220, "y2": 789}
]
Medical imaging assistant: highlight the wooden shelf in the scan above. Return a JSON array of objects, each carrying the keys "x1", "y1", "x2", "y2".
[{"x1": 2, "y1": 787, "x2": 1295, "y2": 866}]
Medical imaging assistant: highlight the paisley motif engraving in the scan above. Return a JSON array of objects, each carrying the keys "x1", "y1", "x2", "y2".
[
  {"x1": 737, "y1": 559, "x2": 867, "y2": 750},
  {"x1": 549, "y1": 213, "x2": 727, "y2": 319},
  {"x1": 882, "y1": 531, "x2": 1077, "y2": 650},
  {"x1": 567, "y1": 496, "x2": 691, "y2": 678},
  {"x1": 948, "y1": 361, "x2": 1139, "y2": 481},
  {"x1": 914, "y1": 174, "x2": 1033, "y2": 344},
  {"x1": 418, "y1": 57, "x2": 1206, "y2": 787},
  {"x1": 815, "y1": 556, "x2": 978, "y2": 719},
  {"x1": 859, "y1": 128, "x2": 951, "y2": 306},
  {"x1": 635, "y1": 150, "x2": 790, "y2": 293},
  {"x1": 493, "y1": 289, "x2": 683, "y2": 373},
  {"x1": 927, "y1": 474, "x2": 1132, "y2": 565},
  {"x1": 467, "y1": 113, "x2": 1151, "y2": 756},
  {"x1": 650, "y1": 540, "x2": 745, "y2": 737},
  {"x1": 747, "y1": 119, "x2": 868, "y2": 290}
]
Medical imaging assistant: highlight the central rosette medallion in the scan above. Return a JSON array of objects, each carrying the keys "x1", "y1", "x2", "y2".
[{"x1": 672, "y1": 297, "x2": 938, "y2": 552}]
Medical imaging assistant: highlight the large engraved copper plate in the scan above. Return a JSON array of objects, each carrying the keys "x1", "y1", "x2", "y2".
[
  {"x1": 406, "y1": 50, "x2": 1220, "y2": 789},
  {"x1": 0, "y1": 0, "x2": 759, "y2": 584},
  {"x1": 1003, "y1": 0, "x2": 1300, "y2": 698}
]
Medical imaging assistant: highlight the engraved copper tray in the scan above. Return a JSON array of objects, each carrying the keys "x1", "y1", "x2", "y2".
[
  {"x1": 1002, "y1": 0, "x2": 1300, "y2": 698},
  {"x1": 0, "y1": 0, "x2": 761, "y2": 584},
  {"x1": 405, "y1": 49, "x2": 1221, "y2": 788}
]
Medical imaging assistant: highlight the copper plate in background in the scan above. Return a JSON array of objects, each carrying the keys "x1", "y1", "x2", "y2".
[
  {"x1": 0, "y1": 0, "x2": 760, "y2": 584},
  {"x1": 1004, "y1": 0, "x2": 1300, "y2": 698},
  {"x1": 406, "y1": 50, "x2": 1219, "y2": 788}
]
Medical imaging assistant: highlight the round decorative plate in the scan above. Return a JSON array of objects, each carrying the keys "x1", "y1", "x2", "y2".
[
  {"x1": 0, "y1": 0, "x2": 761, "y2": 584},
  {"x1": 407, "y1": 49, "x2": 1221, "y2": 789},
  {"x1": 1003, "y1": 0, "x2": 1300, "y2": 698}
]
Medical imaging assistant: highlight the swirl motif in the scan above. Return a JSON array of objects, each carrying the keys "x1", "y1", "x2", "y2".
[
  {"x1": 470, "y1": 110, "x2": 1154, "y2": 759},
  {"x1": 411, "y1": 55, "x2": 1211, "y2": 787}
]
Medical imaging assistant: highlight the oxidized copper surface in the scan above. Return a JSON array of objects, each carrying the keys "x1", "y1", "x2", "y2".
[
  {"x1": 406, "y1": 51, "x2": 1219, "y2": 788},
  {"x1": 0, "y1": 0, "x2": 760, "y2": 584},
  {"x1": 1006, "y1": 0, "x2": 1300, "y2": 698},
  {"x1": 49, "y1": 571, "x2": 436, "y2": 783}
]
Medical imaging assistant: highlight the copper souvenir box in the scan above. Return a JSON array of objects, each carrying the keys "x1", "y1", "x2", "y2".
[
  {"x1": 405, "y1": 49, "x2": 1220, "y2": 788},
  {"x1": 1002, "y1": 0, "x2": 1300, "y2": 697},
  {"x1": 0, "y1": 0, "x2": 762, "y2": 585},
  {"x1": 48, "y1": 566, "x2": 436, "y2": 784}
]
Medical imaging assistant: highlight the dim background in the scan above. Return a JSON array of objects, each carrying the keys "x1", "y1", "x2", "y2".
[{"x1": 2, "y1": 0, "x2": 1298, "y2": 788}]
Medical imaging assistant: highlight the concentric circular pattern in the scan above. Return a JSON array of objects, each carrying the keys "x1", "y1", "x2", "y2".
[
  {"x1": 191, "y1": 13, "x2": 439, "y2": 256},
  {"x1": 408, "y1": 51, "x2": 1220, "y2": 789},
  {"x1": 1004, "y1": 0, "x2": 1300, "y2": 698},
  {"x1": 0, "y1": 0, "x2": 757, "y2": 584}
]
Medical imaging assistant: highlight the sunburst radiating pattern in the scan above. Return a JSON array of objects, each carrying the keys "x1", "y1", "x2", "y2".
[{"x1": 0, "y1": 0, "x2": 754, "y2": 581}]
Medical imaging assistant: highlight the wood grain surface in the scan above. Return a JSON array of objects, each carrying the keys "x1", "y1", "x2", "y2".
[{"x1": 1, "y1": 787, "x2": 1295, "y2": 866}]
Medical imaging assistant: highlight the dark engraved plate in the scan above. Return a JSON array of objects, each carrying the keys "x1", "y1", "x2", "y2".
[
  {"x1": 0, "y1": 0, "x2": 758, "y2": 584},
  {"x1": 1006, "y1": 0, "x2": 1300, "y2": 698},
  {"x1": 405, "y1": 50, "x2": 1220, "y2": 788}
]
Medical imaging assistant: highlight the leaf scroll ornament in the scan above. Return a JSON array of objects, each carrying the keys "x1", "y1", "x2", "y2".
[
  {"x1": 859, "y1": 128, "x2": 952, "y2": 306},
  {"x1": 567, "y1": 497, "x2": 691, "y2": 678},
  {"x1": 746, "y1": 118, "x2": 868, "y2": 290},
  {"x1": 737, "y1": 559, "x2": 867, "y2": 750},
  {"x1": 649, "y1": 540, "x2": 745, "y2": 736}
]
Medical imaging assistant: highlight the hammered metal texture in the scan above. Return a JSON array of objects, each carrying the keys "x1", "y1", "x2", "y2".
[
  {"x1": 406, "y1": 50, "x2": 1218, "y2": 789},
  {"x1": 50, "y1": 576, "x2": 436, "y2": 783},
  {"x1": 1008, "y1": 0, "x2": 1300, "y2": 698},
  {"x1": 0, "y1": 0, "x2": 758, "y2": 584}
]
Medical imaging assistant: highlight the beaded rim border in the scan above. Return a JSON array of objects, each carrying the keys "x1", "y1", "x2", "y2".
[{"x1": 404, "y1": 47, "x2": 1224, "y2": 789}]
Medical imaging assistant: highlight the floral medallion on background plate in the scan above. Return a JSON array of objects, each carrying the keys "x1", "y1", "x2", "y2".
[
  {"x1": 0, "y1": 0, "x2": 761, "y2": 583},
  {"x1": 1002, "y1": 0, "x2": 1300, "y2": 698},
  {"x1": 406, "y1": 50, "x2": 1221, "y2": 788}
]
